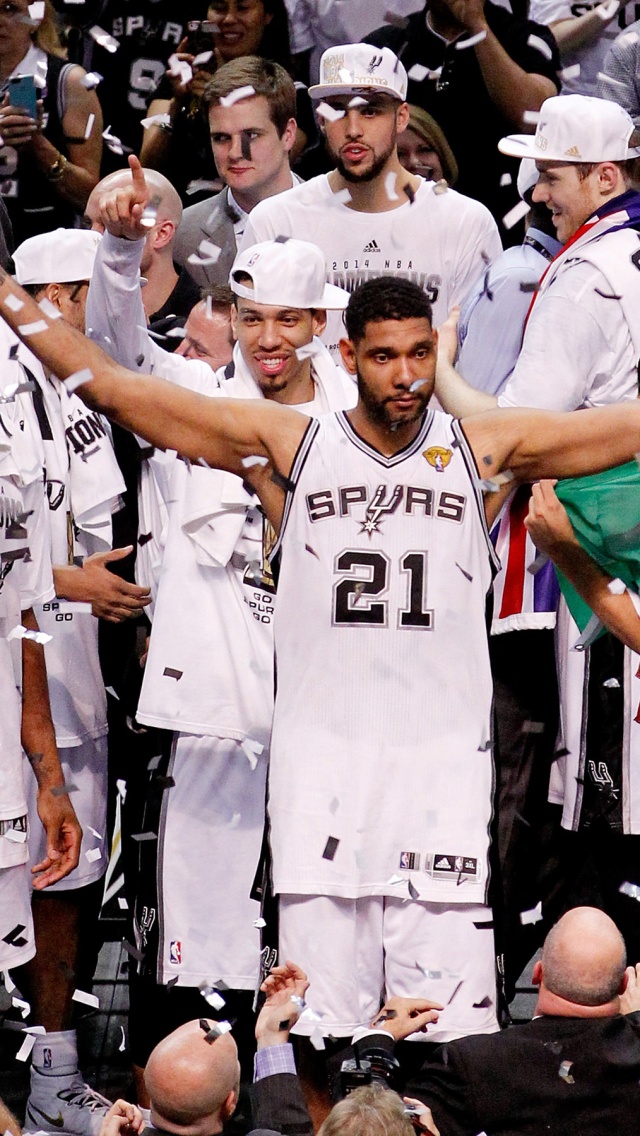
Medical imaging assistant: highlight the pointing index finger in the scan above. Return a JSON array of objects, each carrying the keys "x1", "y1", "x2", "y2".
[{"x1": 128, "y1": 154, "x2": 148, "y2": 204}]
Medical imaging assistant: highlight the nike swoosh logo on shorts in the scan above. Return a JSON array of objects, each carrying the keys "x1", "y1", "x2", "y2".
[{"x1": 28, "y1": 1104, "x2": 65, "y2": 1128}]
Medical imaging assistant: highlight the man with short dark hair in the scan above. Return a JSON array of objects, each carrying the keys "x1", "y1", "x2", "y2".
[
  {"x1": 168, "y1": 57, "x2": 302, "y2": 289},
  {"x1": 7, "y1": 271, "x2": 640, "y2": 1079},
  {"x1": 242, "y1": 42, "x2": 501, "y2": 360}
]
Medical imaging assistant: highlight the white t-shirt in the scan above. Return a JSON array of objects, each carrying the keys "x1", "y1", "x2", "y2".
[
  {"x1": 242, "y1": 175, "x2": 502, "y2": 360},
  {"x1": 530, "y1": 0, "x2": 640, "y2": 94},
  {"x1": 498, "y1": 259, "x2": 637, "y2": 410}
]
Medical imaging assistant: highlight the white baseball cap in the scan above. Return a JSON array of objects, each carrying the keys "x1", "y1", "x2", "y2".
[
  {"x1": 517, "y1": 158, "x2": 539, "y2": 200},
  {"x1": 499, "y1": 94, "x2": 640, "y2": 163},
  {"x1": 230, "y1": 239, "x2": 349, "y2": 310},
  {"x1": 13, "y1": 228, "x2": 101, "y2": 286},
  {"x1": 309, "y1": 44, "x2": 408, "y2": 103}
]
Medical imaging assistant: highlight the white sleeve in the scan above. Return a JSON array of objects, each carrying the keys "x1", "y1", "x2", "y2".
[
  {"x1": 529, "y1": 0, "x2": 572, "y2": 24},
  {"x1": 86, "y1": 232, "x2": 217, "y2": 396},
  {"x1": 450, "y1": 205, "x2": 502, "y2": 312},
  {"x1": 284, "y1": 0, "x2": 315, "y2": 54},
  {"x1": 498, "y1": 294, "x2": 607, "y2": 410}
]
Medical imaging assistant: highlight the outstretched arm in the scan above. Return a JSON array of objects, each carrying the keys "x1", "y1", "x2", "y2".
[{"x1": 0, "y1": 269, "x2": 307, "y2": 527}]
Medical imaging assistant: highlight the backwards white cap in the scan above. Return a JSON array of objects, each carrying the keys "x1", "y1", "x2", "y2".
[
  {"x1": 13, "y1": 228, "x2": 101, "y2": 286},
  {"x1": 309, "y1": 43, "x2": 408, "y2": 103},
  {"x1": 230, "y1": 239, "x2": 349, "y2": 310},
  {"x1": 499, "y1": 94, "x2": 640, "y2": 164}
]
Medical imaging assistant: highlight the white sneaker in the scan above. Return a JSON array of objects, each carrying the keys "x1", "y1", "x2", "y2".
[{"x1": 24, "y1": 1070, "x2": 111, "y2": 1136}]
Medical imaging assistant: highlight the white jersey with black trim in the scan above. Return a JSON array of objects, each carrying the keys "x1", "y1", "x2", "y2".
[{"x1": 269, "y1": 409, "x2": 499, "y2": 904}]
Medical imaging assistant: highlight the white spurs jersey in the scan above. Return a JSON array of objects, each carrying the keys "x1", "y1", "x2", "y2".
[{"x1": 268, "y1": 410, "x2": 499, "y2": 905}]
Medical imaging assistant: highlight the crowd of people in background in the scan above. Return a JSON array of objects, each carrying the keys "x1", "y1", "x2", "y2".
[{"x1": 2, "y1": 0, "x2": 640, "y2": 1132}]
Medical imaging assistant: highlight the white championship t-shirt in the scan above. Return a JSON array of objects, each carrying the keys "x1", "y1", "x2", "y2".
[{"x1": 242, "y1": 175, "x2": 501, "y2": 360}]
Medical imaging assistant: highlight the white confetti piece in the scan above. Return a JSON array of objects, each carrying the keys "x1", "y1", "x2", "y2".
[
  {"x1": 316, "y1": 101, "x2": 345, "y2": 122},
  {"x1": 338, "y1": 67, "x2": 352, "y2": 82},
  {"x1": 186, "y1": 178, "x2": 222, "y2": 195},
  {"x1": 72, "y1": 988, "x2": 99, "y2": 1008},
  {"x1": 433, "y1": 179, "x2": 448, "y2": 194},
  {"x1": 333, "y1": 188, "x2": 352, "y2": 206},
  {"x1": 18, "y1": 320, "x2": 48, "y2": 336},
  {"x1": 347, "y1": 96, "x2": 368, "y2": 107},
  {"x1": 3, "y1": 970, "x2": 16, "y2": 992},
  {"x1": 116, "y1": 778, "x2": 127, "y2": 800},
  {"x1": 242, "y1": 455, "x2": 269, "y2": 468},
  {"x1": 4, "y1": 294, "x2": 23, "y2": 311},
  {"x1": 102, "y1": 125, "x2": 127, "y2": 156},
  {"x1": 409, "y1": 379, "x2": 427, "y2": 391},
  {"x1": 527, "y1": 551, "x2": 549, "y2": 576},
  {"x1": 387, "y1": 874, "x2": 406, "y2": 886},
  {"x1": 7, "y1": 625, "x2": 52, "y2": 644},
  {"x1": 597, "y1": 0, "x2": 619, "y2": 17},
  {"x1": 456, "y1": 29, "x2": 487, "y2": 48},
  {"x1": 201, "y1": 987, "x2": 226, "y2": 1010},
  {"x1": 12, "y1": 996, "x2": 30, "y2": 1017},
  {"x1": 168, "y1": 54, "x2": 192, "y2": 86},
  {"x1": 5, "y1": 827, "x2": 27, "y2": 843},
  {"x1": 500, "y1": 172, "x2": 512, "y2": 186},
  {"x1": 89, "y1": 26, "x2": 119, "y2": 52},
  {"x1": 385, "y1": 170, "x2": 399, "y2": 201},
  {"x1": 408, "y1": 63, "x2": 429, "y2": 81},
  {"x1": 522, "y1": 110, "x2": 541, "y2": 125},
  {"x1": 37, "y1": 297, "x2": 62, "y2": 320},
  {"x1": 559, "y1": 1060, "x2": 575, "y2": 1083},
  {"x1": 596, "y1": 71, "x2": 626, "y2": 88},
  {"x1": 219, "y1": 85, "x2": 256, "y2": 107},
  {"x1": 559, "y1": 63, "x2": 581, "y2": 81},
  {"x1": 608, "y1": 577, "x2": 626, "y2": 594},
  {"x1": 141, "y1": 113, "x2": 171, "y2": 129},
  {"x1": 165, "y1": 327, "x2": 187, "y2": 339},
  {"x1": 520, "y1": 900, "x2": 543, "y2": 925},
  {"x1": 65, "y1": 368, "x2": 94, "y2": 393},
  {"x1": 310, "y1": 1027, "x2": 326, "y2": 1050},
  {"x1": 85, "y1": 847, "x2": 101, "y2": 863},
  {"x1": 603, "y1": 677, "x2": 620, "y2": 688},
  {"x1": 84, "y1": 112, "x2": 95, "y2": 140},
  {"x1": 119, "y1": 1026, "x2": 126, "y2": 1052},
  {"x1": 193, "y1": 50, "x2": 214, "y2": 65},
  {"x1": 241, "y1": 737, "x2": 264, "y2": 769},
  {"x1": 295, "y1": 341, "x2": 322, "y2": 360},
  {"x1": 16, "y1": 1032, "x2": 36, "y2": 1061},
  {"x1": 620, "y1": 880, "x2": 640, "y2": 899},
  {"x1": 527, "y1": 33, "x2": 552, "y2": 59},
  {"x1": 502, "y1": 199, "x2": 530, "y2": 230},
  {"x1": 81, "y1": 72, "x2": 103, "y2": 90},
  {"x1": 118, "y1": 896, "x2": 129, "y2": 910},
  {"x1": 28, "y1": 1, "x2": 44, "y2": 18},
  {"x1": 253, "y1": 917, "x2": 266, "y2": 928}
]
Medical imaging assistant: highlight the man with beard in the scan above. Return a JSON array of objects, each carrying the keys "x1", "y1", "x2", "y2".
[{"x1": 241, "y1": 43, "x2": 501, "y2": 361}]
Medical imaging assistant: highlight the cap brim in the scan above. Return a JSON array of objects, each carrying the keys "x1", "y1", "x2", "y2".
[
  {"x1": 321, "y1": 282, "x2": 350, "y2": 309},
  {"x1": 309, "y1": 83, "x2": 403, "y2": 101},
  {"x1": 498, "y1": 135, "x2": 539, "y2": 159}
]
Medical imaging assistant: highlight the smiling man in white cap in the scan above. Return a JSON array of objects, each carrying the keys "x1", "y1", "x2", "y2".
[
  {"x1": 434, "y1": 91, "x2": 640, "y2": 1003},
  {"x1": 81, "y1": 160, "x2": 356, "y2": 1105},
  {"x1": 241, "y1": 42, "x2": 501, "y2": 361}
]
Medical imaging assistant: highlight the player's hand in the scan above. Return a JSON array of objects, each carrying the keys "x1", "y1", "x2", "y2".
[
  {"x1": 99, "y1": 1100, "x2": 145, "y2": 1136},
  {"x1": 620, "y1": 964, "x2": 640, "y2": 1014},
  {"x1": 404, "y1": 1098, "x2": 441, "y2": 1135},
  {"x1": 62, "y1": 546, "x2": 151, "y2": 622},
  {"x1": 32, "y1": 787, "x2": 82, "y2": 889},
  {"x1": 371, "y1": 996, "x2": 443, "y2": 1040},
  {"x1": 524, "y1": 480, "x2": 578, "y2": 559},
  {"x1": 97, "y1": 155, "x2": 151, "y2": 241},
  {"x1": 0, "y1": 94, "x2": 42, "y2": 146},
  {"x1": 256, "y1": 960, "x2": 310, "y2": 1047},
  {"x1": 436, "y1": 306, "x2": 460, "y2": 373}
]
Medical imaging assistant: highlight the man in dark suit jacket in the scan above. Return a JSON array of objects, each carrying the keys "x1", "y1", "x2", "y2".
[
  {"x1": 353, "y1": 907, "x2": 640, "y2": 1136},
  {"x1": 98, "y1": 963, "x2": 313, "y2": 1136},
  {"x1": 173, "y1": 58, "x2": 302, "y2": 291}
]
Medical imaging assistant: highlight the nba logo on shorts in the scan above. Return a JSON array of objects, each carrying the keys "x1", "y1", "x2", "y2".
[
  {"x1": 169, "y1": 940, "x2": 182, "y2": 965},
  {"x1": 43, "y1": 1047, "x2": 52, "y2": 1069}
]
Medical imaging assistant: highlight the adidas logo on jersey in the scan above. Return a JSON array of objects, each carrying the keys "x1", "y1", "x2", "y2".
[{"x1": 363, "y1": 239, "x2": 381, "y2": 253}]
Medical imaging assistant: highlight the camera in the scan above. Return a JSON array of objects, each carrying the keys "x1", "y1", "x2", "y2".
[{"x1": 339, "y1": 1046, "x2": 401, "y2": 1097}]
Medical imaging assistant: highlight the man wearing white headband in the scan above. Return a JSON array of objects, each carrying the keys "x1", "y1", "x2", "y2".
[{"x1": 83, "y1": 160, "x2": 356, "y2": 1103}]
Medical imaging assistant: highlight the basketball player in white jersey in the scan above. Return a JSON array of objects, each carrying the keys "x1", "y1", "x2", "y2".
[
  {"x1": 241, "y1": 42, "x2": 501, "y2": 360},
  {"x1": 3, "y1": 272, "x2": 640, "y2": 1078},
  {"x1": 83, "y1": 158, "x2": 356, "y2": 1102}
]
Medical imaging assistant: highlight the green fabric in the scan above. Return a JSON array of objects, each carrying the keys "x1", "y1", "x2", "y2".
[{"x1": 554, "y1": 461, "x2": 640, "y2": 632}]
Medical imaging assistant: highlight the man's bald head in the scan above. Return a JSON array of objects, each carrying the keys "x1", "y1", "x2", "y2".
[
  {"x1": 145, "y1": 1019, "x2": 240, "y2": 1136},
  {"x1": 86, "y1": 167, "x2": 183, "y2": 231},
  {"x1": 541, "y1": 907, "x2": 627, "y2": 1007}
]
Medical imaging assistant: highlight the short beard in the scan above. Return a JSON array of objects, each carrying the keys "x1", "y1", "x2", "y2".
[
  {"x1": 334, "y1": 141, "x2": 396, "y2": 184},
  {"x1": 356, "y1": 368, "x2": 430, "y2": 429}
]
